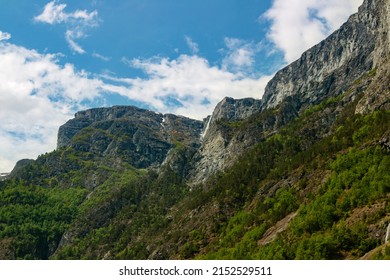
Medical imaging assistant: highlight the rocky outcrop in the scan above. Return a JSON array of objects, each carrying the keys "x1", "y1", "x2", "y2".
[
  {"x1": 187, "y1": 0, "x2": 390, "y2": 184},
  {"x1": 261, "y1": 0, "x2": 389, "y2": 112},
  {"x1": 355, "y1": 59, "x2": 390, "y2": 114},
  {"x1": 58, "y1": 106, "x2": 164, "y2": 149},
  {"x1": 204, "y1": 97, "x2": 262, "y2": 126},
  {"x1": 189, "y1": 97, "x2": 263, "y2": 185},
  {"x1": 9, "y1": 159, "x2": 34, "y2": 177},
  {"x1": 57, "y1": 106, "x2": 203, "y2": 170}
]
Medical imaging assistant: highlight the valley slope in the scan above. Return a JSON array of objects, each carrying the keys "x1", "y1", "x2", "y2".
[{"x1": 0, "y1": 0, "x2": 389, "y2": 260}]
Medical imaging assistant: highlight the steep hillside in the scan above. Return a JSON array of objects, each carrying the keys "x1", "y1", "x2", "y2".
[
  {"x1": 190, "y1": 0, "x2": 390, "y2": 184},
  {"x1": 0, "y1": 0, "x2": 389, "y2": 260}
]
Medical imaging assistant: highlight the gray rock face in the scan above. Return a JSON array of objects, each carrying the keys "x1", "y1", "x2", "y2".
[
  {"x1": 188, "y1": 0, "x2": 390, "y2": 184},
  {"x1": 261, "y1": 0, "x2": 389, "y2": 111},
  {"x1": 355, "y1": 0, "x2": 390, "y2": 114},
  {"x1": 207, "y1": 97, "x2": 262, "y2": 125},
  {"x1": 199, "y1": 97, "x2": 263, "y2": 143},
  {"x1": 57, "y1": 106, "x2": 203, "y2": 169},
  {"x1": 190, "y1": 97, "x2": 262, "y2": 185}
]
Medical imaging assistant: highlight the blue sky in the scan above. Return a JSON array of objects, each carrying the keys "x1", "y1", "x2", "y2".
[{"x1": 0, "y1": 0, "x2": 362, "y2": 172}]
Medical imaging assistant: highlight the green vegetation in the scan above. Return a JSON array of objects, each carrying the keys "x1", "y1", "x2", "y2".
[
  {"x1": 185, "y1": 96, "x2": 390, "y2": 260},
  {"x1": 0, "y1": 182, "x2": 87, "y2": 259},
  {"x1": 304, "y1": 94, "x2": 344, "y2": 116},
  {"x1": 0, "y1": 83, "x2": 389, "y2": 259},
  {"x1": 54, "y1": 166, "x2": 188, "y2": 259}
]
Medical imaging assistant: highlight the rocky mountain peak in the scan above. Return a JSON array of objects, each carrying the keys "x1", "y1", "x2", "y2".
[
  {"x1": 200, "y1": 97, "x2": 262, "y2": 140},
  {"x1": 189, "y1": 0, "x2": 390, "y2": 185},
  {"x1": 58, "y1": 105, "x2": 163, "y2": 149},
  {"x1": 261, "y1": 0, "x2": 389, "y2": 112},
  {"x1": 57, "y1": 106, "x2": 203, "y2": 170},
  {"x1": 210, "y1": 97, "x2": 262, "y2": 123}
]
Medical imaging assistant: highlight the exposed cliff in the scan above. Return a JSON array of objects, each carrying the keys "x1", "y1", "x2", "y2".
[
  {"x1": 57, "y1": 106, "x2": 203, "y2": 170},
  {"x1": 188, "y1": 0, "x2": 390, "y2": 184},
  {"x1": 2, "y1": 0, "x2": 389, "y2": 261},
  {"x1": 261, "y1": 0, "x2": 389, "y2": 111},
  {"x1": 189, "y1": 97, "x2": 262, "y2": 184}
]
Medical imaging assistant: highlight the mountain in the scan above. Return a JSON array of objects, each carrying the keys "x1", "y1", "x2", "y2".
[
  {"x1": 0, "y1": 0, "x2": 389, "y2": 260},
  {"x1": 191, "y1": 0, "x2": 390, "y2": 185},
  {"x1": 57, "y1": 106, "x2": 203, "y2": 177}
]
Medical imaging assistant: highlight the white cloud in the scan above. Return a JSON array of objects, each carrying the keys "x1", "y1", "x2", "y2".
[
  {"x1": 263, "y1": 0, "x2": 363, "y2": 63},
  {"x1": 34, "y1": 0, "x2": 98, "y2": 25},
  {"x1": 65, "y1": 30, "x2": 86, "y2": 54},
  {"x1": 222, "y1": 38, "x2": 258, "y2": 74},
  {"x1": 108, "y1": 55, "x2": 272, "y2": 119},
  {"x1": 0, "y1": 42, "x2": 104, "y2": 172},
  {"x1": 35, "y1": 1, "x2": 99, "y2": 54},
  {"x1": 185, "y1": 36, "x2": 199, "y2": 54},
  {"x1": 0, "y1": 31, "x2": 11, "y2": 42},
  {"x1": 34, "y1": 1, "x2": 68, "y2": 24},
  {"x1": 92, "y1": 52, "x2": 110, "y2": 61}
]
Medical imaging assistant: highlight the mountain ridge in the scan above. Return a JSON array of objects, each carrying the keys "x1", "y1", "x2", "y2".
[
  {"x1": 12, "y1": 0, "x2": 389, "y2": 184},
  {"x1": 2, "y1": 0, "x2": 389, "y2": 260}
]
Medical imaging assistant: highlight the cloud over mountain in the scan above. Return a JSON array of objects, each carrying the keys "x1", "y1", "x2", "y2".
[
  {"x1": 0, "y1": 0, "x2": 365, "y2": 172},
  {"x1": 0, "y1": 40, "x2": 271, "y2": 171},
  {"x1": 263, "y1": 0, "x2": 363, "y2": 63},
  {"x1": 0, "y1": 42, "x2": 102, "y2": 171}
]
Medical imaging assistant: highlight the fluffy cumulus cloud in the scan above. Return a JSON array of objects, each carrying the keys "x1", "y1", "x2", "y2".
[
  {"x1": 0, "y1": 42, "x2": 103, "y2": 172},
  {"x1": 35, "y1": 1, "x2": 99, "y2": 54},
  {"x1": 34, "y1": 0, "x2": 98, "y2": 25},
  {"x1": 264, "y1": 0, "x2": 363, "y2": 63},
  {"x1": 106, "y1": 55, "x2": 272, "y2": 119}
]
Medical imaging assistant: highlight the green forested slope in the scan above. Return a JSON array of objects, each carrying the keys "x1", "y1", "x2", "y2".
[{"x1": 1, "y1": 69, "x2": 389, "y2": 260}]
